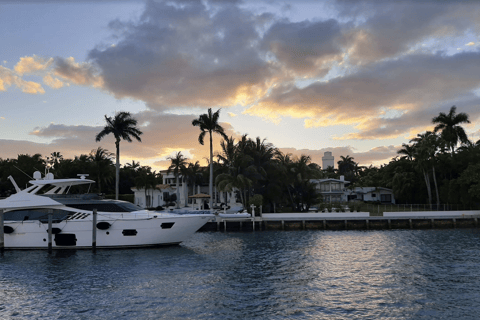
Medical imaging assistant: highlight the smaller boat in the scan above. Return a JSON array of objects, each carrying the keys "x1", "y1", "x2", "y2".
[{"x1": 0, "y1": 172, "x2": 214, "y2": 249}]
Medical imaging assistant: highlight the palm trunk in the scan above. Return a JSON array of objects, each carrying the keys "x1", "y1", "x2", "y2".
[
  {"x1": 209, "y1": 131, "x2": 213, "y2": 210},
  {"x1": 115, "y1": 139, "x2": 120, "y2": 200},
  {"x1": 422, "y1": 169, "x2": 432, "y2": 208},
  {"x1": 176, "y1": 174, "x2": 180, "y2": 209},
  {"x1": 184, "y1": 177, "x2": 188, "y2": 207},
  {"x1": 144, "y1": 188, "x2": 148, "y2": 208},
  {"x1": 432, "y1": 165, "x2": 440, "y2": 208},
  {"x1": 239, "y1": 189, "x2": 245, "y2": 208}
]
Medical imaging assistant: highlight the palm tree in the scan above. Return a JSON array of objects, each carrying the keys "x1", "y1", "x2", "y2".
[
  {"x1": 192, "y1": 108, "x2": 228, "y2": 209},
  {"x1": 134, "y1": 166, "x2": 158, "y2": 208},
  {"x1": 410, "y1": 131, "x2": 440, "y2": 207},
  {"x1": 95, "y1": 111, "x2": 143, "y2": 200},
  {"x1": 397, "y1": 143, "x2": 415, "y2": 161},
  {"x1": 432, "y1": 106, "x2": 470, "y2": 154},
  {"x1": 184, "y1": 161, "x2": 202, "y2": 206},
  {"x1": 337, "y1": 155, "x2": 358, "y2": 182},
  {"x1": 89, "y1": 147, "x2": 114, "y2": 194},
  {"x1": 49, "y1": 151, "x2": 63, "y2": 171},
  {"x1": 167, "y1": 151, "x2": 188, "y2": 209}
]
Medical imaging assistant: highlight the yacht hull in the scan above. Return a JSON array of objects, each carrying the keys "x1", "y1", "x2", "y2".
[{"x1": 2, "y1": 214, "x2": 212, "y2": 249}]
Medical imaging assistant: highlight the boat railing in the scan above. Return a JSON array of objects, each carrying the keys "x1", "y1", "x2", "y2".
[{"x1": 40, "y1": 193, "x2": 103, "y2": 200}]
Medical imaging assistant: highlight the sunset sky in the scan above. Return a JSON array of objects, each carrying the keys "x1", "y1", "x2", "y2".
[{"x1": 1, "y1": 0, "x2": 480, "y2": 170}]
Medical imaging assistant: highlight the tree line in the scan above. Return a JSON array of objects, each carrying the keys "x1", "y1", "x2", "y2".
[
  {"x1": 1, "y1": 106, "x2": 478, "y2": 211},
  {"x1": 343, "y1": 106, "x2": 480, "y2": 208}
]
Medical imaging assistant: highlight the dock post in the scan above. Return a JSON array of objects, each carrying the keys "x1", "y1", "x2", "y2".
[
  {"x1": 431, "y1": 218, "x2": 434, "y2": 229},
  {"x1": 251, "y1": 205, "x2": 255, "y2": 231},
  {"x1": 48, "y1": 210, "x2": 53, "y2": 252},
  {"x1": 323, "y1": 220, "x2": 326, "y2": 230},
  {"x1": 224, "y1": 220, "x2": 227, "y2": 232},
  {"x1": 475, "y1": 218, "x2": 478, "y2": 228},
  {"x1": 281, "y1": 220, "x2": 284, "y2": 230},
  {"x1": 92, "y1": 209, "x2": 97, "y2": 251},
  {"x1": 0, "y1": 209, "x2": 4, "y2": 252},
  {"x1": 388, "y1": 219, "x2": 391, "y2": 229},
  {"x1": 344, "y1": 220, "x2": 348, "y2": 230},
  {"x1": 366, "y1": 219, "x2": 369, "y2": 230},
  {"x1": 217, "y1": 221, "x2": 220, "y2": 231},
  {"x1": 453, "y1": 218, "x2": 456, "y2": 228},
  {"x1": 302, "y1": 220, "x2": 306, "y2": 230},
  {"x1": 409, "y1": 219, "x2": 412, "y2": 229}
]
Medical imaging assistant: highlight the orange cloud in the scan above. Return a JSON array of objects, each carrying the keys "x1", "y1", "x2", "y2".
[
  {"x1": 43, "y1": 74, "x2": 66, "y2": 89},
  {"x1": 14, "y1": 55, "x2": 53, "y2": 75}
]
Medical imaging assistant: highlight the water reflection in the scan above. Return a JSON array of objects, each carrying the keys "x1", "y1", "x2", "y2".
[{"x1": 1, "y1": 230, "x2": 480, "y2": 319}]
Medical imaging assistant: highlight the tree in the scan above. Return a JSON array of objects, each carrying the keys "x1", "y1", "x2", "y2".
[
  {"x1": 95, "y1": 111, "x2": 143, "y2": 200},
  {"x1": 48, "y1": 151, "x2": 63, "y2": 171},
  {"x1": 167, "y1": 151, "x2": 188, "y2": 209},
  {"x1": 184, "y1": 161, "x2": 202, "y2": 206},
  {"x1": 134, "y1": 166, "x2": 158, "y2": 208},
  {"x1": 192, "y1": 108, "x2": 228, "y2": 210},
  {"x1": 397, "y1": 143, "x2": 415, "y2": 161},
  {"x1": 410, "y1": 131, "x2": 440, "y2": 207},
  {"x1": 337, "y1": 155, "x2": 358, "y2": 182},
  {"x1": 432, "y1": 106, "x2": 470, "y2": 154},
  {"x1": 89, "y1": 147, "x2": 114, "y2": 194}
]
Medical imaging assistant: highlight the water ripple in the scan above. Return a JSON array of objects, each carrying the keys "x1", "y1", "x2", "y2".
[{"x1": 1, "y1": 229, "x2": 480, "y2": 319}]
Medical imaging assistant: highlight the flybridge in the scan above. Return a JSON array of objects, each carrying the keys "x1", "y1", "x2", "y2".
[{"x1": 7, "y1": 171, "x2": 95, "y2": 196}]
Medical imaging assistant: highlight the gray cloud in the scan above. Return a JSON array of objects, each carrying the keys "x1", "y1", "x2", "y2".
[
  {"x1": 87, "y1": 0, "x2": 275, "y2": 108},
  {"x1": 261, "y1": 19, "x2": 343, "y2": 77},
  {"x1": 248, "y1": 51, "x2": 480, "y2": 139},
  {"x1": 335, "y1": 0, "x2": 480, "y2": 64}
]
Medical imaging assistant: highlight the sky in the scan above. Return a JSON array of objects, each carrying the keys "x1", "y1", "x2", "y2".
[{"x1": 1, "y1": 0, "x2": 480, "y2": 170}]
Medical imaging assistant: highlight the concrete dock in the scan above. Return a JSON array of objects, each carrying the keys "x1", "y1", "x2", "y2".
[{"x1": 199, "y1": 211, "x2": 480, "y2": 232}]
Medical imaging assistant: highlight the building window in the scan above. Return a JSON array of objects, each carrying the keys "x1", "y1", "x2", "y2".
[
  {"x1": 372, "y1": 193, "x2": 376, "y2": 197},
  {"x1": 381, "y1": 194, "x2": 391, "y2": 202}
]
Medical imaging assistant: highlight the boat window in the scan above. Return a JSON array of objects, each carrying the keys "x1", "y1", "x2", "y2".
[
  {"x1": 65, "y1": 202, "x2": 142, "y2": 212},
  {"x1": 161, "y1": 222, "x2": 175, "y2": 229},
  {"x1": 4, "y1": 209, "x2": 70, "y2": 222}
]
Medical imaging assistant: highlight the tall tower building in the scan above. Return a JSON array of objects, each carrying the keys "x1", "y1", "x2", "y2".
[{"x1": 322, "y1": 151, "x2": 334, "y2": 169}]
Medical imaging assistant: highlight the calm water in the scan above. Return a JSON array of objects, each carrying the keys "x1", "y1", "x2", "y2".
[{"x1": 1, "y1": 229, "x2": 480, "y2": 319}]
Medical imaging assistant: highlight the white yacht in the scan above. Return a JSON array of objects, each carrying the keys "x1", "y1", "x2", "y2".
[{"x1": 0, "y1": 172, "x2": 214, "y2": 249}]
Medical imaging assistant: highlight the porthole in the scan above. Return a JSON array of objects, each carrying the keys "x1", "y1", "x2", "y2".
[
  {"x1": 122, "y1": 229, "x2": 137, "y2": 236},
  {"x1": 4, "y1": 226, "x2": 14, "y2": 234}
]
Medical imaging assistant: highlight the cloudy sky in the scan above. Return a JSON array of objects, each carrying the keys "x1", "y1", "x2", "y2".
[{"x1": 1, "y1": 0, "x2": 480, "y2": 170}]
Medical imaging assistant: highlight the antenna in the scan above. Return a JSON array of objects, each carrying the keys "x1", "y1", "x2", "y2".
[
  {"x1": 13, "y1": 165, "x2": 33, "y2": 180},
  {"x1": 7, "y1": 176, "x2": 21, "y2": 193}
]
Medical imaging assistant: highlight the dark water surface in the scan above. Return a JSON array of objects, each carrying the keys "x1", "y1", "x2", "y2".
[{"x1": 1, "y1": 229, "x2": 480, "y2": 319}]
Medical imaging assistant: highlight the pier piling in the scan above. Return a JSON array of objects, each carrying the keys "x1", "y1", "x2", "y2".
[
  {"x1": 92, "y1": 209, "x2": 97, "y2": 251},
  {"x1": 48, "y1": 210, "x2": 53, "y2": 252},
  {"x1": 0, "y1": 209, "x2": 4, "y2": 252}
]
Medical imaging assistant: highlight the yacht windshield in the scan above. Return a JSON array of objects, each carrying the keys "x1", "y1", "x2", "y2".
[{"x1": 65, "y1": 202, "x2": 143, "y2": 212}]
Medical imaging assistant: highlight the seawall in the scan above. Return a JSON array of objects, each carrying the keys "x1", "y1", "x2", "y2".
[{"x1": 199, "y1": 211, "x2": 480, "y2": 232}]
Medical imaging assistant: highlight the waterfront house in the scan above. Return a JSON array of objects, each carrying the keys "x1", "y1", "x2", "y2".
[
  {"x1": 133, "y1": 169, "x2": 238, "y2": 208},
  {"x1": 131, "y1": 184, "x2": 175, "y2": 208},
  {"x1": 310, "y1": 176, "x2": 350, "y2": 203},
  {"x1": 345, "y1": 187, "x2": 395, "y2": 204},
  {"x1": 309, "y1": 176, "x2": 395, "y2": 204}
]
